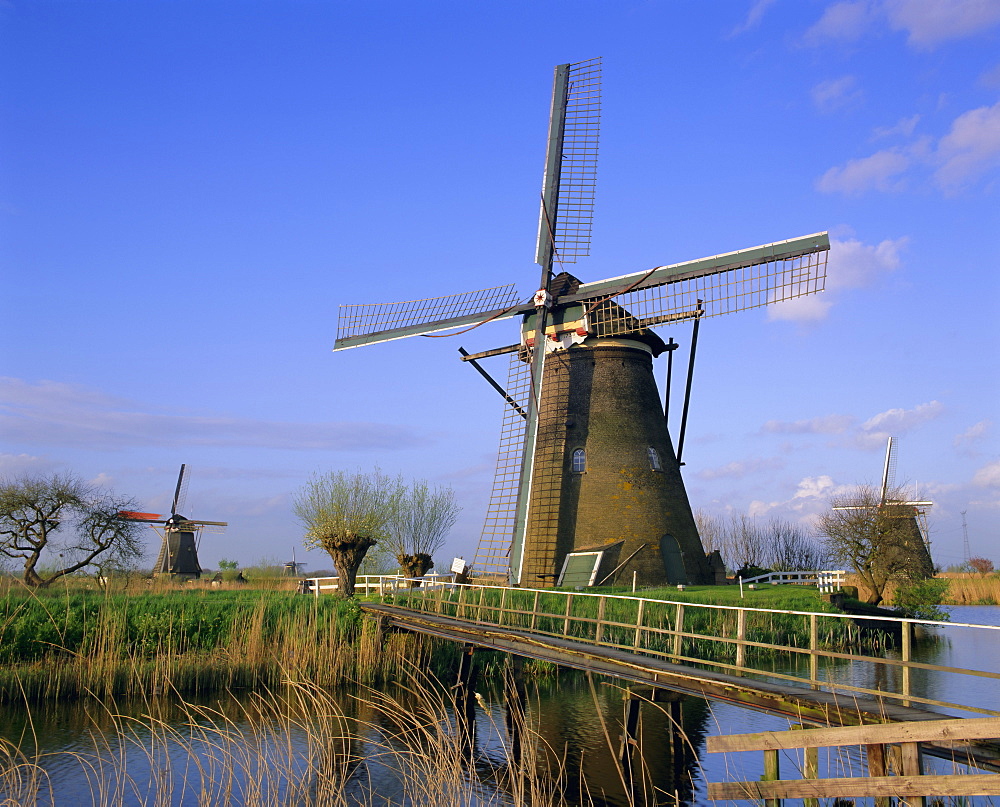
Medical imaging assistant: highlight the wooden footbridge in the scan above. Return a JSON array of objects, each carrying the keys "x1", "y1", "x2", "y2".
[{"x1": 360, "y1": 583, "x2": 1000, "y2": 800}]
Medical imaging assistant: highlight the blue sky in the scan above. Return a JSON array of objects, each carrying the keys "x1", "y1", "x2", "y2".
[{"x1": 3, "y1": 0, "x2": 999, "y2": 573}]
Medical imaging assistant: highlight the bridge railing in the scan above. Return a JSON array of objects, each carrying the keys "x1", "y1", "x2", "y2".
[
  {"x1": 383, "y1": 583, "x2": 1000, "y2": 719},
  {"x1": 305, "y1": 572, "x2": 455, "y2": 596},
  {"x1": 738, "y1": 569, "x2": 846, "y2": 592}
]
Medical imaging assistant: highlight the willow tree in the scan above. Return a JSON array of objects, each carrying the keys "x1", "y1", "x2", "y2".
[
  {"x1": 294, "y1": 469, "x2": 403, "y2": 596},
  {"x1": 0, "y1": 474, "x2": 144, "y2": 588},
  {"x1": 384, "y1": 481, "x2": 460, "y2": 582}
]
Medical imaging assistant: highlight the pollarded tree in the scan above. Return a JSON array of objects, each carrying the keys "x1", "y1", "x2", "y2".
[
  {"x1": 818, "y1": 484, "x2": 933, "y2": 605},
  {"x1": 384, "y1": 480, "x2": 461, "y2": 581},
  {"x1": 0, "y1": 474, "x2": 145, "y2": 588},
  {"x1": 294, "y1": 469, "x2": 404, "y2": 596}
]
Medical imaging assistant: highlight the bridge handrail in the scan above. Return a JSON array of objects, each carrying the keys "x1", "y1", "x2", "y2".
[
  {"x1": 304, "y1": 572, "x2": 456, "y2": 596},
  {"x1": 382, "y1": 582, "x2": 1000, "y2": 718},
  {"x1": 738, "y1": 569, "x2": 846, "y2": 591}
]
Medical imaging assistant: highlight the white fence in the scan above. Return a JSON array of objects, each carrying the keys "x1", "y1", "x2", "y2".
[
  {"x1": 738, "y1": 569, "x2": 846, "y2": 593},
  {"x1": 304, "y1": 572, "x2": 455, "y2": 596}
]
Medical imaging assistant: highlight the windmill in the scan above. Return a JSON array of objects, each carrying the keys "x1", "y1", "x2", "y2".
[
  {"x1": 334, "y1": 59, "x2": 830, "y2": 588},
  {"x1": 834, "y1": 437, "x2": 935, "y2": 578},
  {"x1": 121, "y1": 465, "x2": 228, "y2": 579}
]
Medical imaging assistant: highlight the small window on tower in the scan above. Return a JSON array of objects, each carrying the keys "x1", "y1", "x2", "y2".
[
  {"x1": 572, "y1": 448, "x2": 586, "y2": 473},
  {"x1": 648, "y1": 447, "x2": 662, "y2": 471}
]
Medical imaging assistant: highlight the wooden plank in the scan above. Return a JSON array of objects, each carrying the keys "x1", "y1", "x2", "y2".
[
  {"x1": 707, "y1": 774, "x2": 1000, "y2": 799},
  {"x1": 707, "y1": 717, "x2": 1000, "y2": 753}
]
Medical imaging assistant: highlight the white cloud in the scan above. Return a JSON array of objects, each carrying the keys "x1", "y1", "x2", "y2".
[
  {"x1": 858, "y1": 400, "x2": 945, "y2": 447},
  {"x1": 819, "y1": 100, "x2": 1000, "y2": 195},
  {"x1": 973, "y1": 460, "x2": 1000, "y2": 488},
  {"x1": 803, "y1": 0, "x2": 1000, "y2": 48},
  {"x1": 811, "y1": 75, "x2": 863, "y2": 113},
  {"x1": 0, "y1": 376, "x2": 430, "y2": 452},
  {"x1": 762, "y1": 414, "x2": 856, "y2": 434},
  {"x1": 0, "y1": 453, "x2": 58, "y2": 477},
  {"x1": 696, "y1": 456, "x2": 785, "y2": 481},
  {"x1": 729, "y1": 0, "x2": 778, "y2": 36},
  {"x1": 827, "y1": 236, "x2": 905, "y2": 289},
  {"x1": 934, "y1": 100, "x2": 1000, "y2": 191},
  {"x1": 768, "y1": 236, "x2": 905, "y2": 322},
  {"x1": 766, "y1": 294, "x2": 832, "y2": 322},
  {"x1": 817, "y1": 149, "x2": 910, "y2": 194},
  {"x1": 884, "y1": 0, "x2": 1000, "y2": 48},
  {"x1": 803, "y1": 1, "x2": 876, "y2": 45},
  {"x1": 746, "y1": 475, "x2": 854, "y2": 524},
  {"x1": 874, "y1": 114, "x2": 921, "y2": 139},
  {"x1": 954, "y1": 420, "x2": 992, "y2": 449}
]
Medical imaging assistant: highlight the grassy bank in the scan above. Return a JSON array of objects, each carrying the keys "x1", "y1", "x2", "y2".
[{"x1": 0, "y1": 587, "x2": 460, "y2": 702}]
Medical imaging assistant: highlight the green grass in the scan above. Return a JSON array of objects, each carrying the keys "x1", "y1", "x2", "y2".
[{"x1": 0, "y1": 587, "x2": 462, "y2": 702}]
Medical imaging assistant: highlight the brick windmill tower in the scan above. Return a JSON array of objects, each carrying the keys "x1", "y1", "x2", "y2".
[{"x1": 334, "y1": 60, "x2": 829, "y2": 588}]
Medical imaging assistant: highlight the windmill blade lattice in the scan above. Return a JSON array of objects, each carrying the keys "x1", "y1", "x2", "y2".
[
  {"x1": 335, "y1": 283, "x2": 523, "y2": 350},
  {"x1": 537, "y1": 57, "x2": 601, "y2": 266},
  {"x1": 576, "y1": 234, "x2": 829, "y2": 337},
  {"x1": 472, "y1": 351, "x2": 533, "y2": 580}
]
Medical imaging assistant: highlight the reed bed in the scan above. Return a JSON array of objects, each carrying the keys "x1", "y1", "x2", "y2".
[{"x1": 0, "y1": 588, "x2": 460, "y2": 703}]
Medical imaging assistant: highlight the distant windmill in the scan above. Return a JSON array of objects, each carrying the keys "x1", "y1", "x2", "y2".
[
  {"x1": 283, "y1": 548, "x2": 306, "y2": 576},
  {"x1": 334, "y1": 60, "x2": 829, "y2": 587},
  {"x1": 121, "y1": 465, "x2": 227, "y2": 579},
  {"x1": 834, "y1": 437, "x2": 935, "y2": 578}
]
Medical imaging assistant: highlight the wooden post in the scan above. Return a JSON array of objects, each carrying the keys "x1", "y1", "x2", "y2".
[
  {"x1": 672, "y1": 604, "x2": 684, "y2": 661},
  {"x1": 901, "y1": 742, "x2": 925, "y2": 807},
  {"x1": 809, "y1": 613, "x2": 819, "y2": 690},
  {"x1": 763, "y1": 748, "x2": 780, "y2": 807},
  {"x1": 867, "y1": 743, "x2": 889, "y2": 807},
  {"x1": 499, "y1": 586, "x2": 507, "y2": 626},
  {"x1": 530, "y1": 590, "x2": 540, "y2": 631},
  {"x1": 563, "y1": 593, "x2": 573, "y2": 636},
  {"x1": 505, "y1": 656, "x2": 526, "y2": 769},
  {"x1": 458, "y1": 585, "x2": 467, "y2": 620},
  {"x1": 794, "y1": 724, "x2": 819, "y2": 807},
  {"x1": 596, "y1": 596, "x2": 606, "y2": 644},
  {"x1": 634, "y1": 599, "x2": 645, "y2": 650},
  {"x1": 902, "y1": 621, "x2": 912, "y2": 707},
  {"x1": 619, "y1": 692, "x2": 641, "y2": 767},
  {"x1": 736, "y1": 608, "x2": 747, "y2": 674}
]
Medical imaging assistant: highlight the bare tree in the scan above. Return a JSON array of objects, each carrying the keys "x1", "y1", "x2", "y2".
[
  {"x1": 696, "y1": 510, "x2": 826, "y2": 576},
  {"x1": 818, "y1": 484, "x2": 932, "y2": 605},
  {"x1": 294, "y1": 469, "x2": 403, "y2": 596},
  {"x1": 0, "y1": 474, "x2": 144, "y2": 588},
  {"x1": 384, "y1": 481, "x2": 460, "y2": 581},
  {"x1": 765, "y1": 519, "x2": 828, "y2": 572}
]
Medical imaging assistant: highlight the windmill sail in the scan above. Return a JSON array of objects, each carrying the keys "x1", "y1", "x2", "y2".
[
  {"x1": 472, "y1": 352, "x2": 534, "y2": 580},
  {"x1": 536, "y1": 57, "x2": 601, "y2": 268},
  {"x1": 571, "y1": 233, "x2": 830, "y2": 338},
  {"x1": 334, "y1": 284, "x2": 522, "y2": 351}
]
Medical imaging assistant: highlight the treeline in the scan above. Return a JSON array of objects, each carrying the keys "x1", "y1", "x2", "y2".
[{"x1": 695, "y1": 512, "x2": 828, "y2": 575}]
